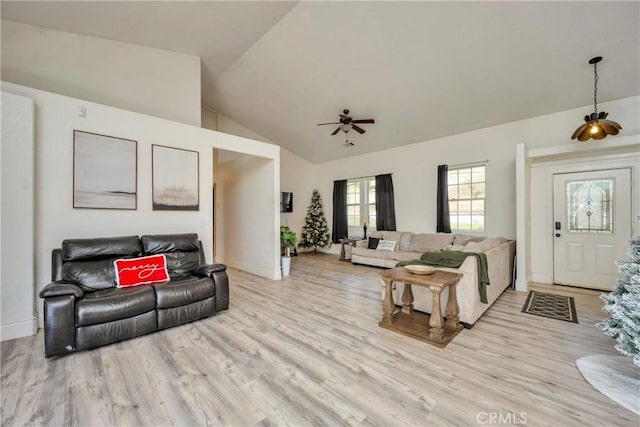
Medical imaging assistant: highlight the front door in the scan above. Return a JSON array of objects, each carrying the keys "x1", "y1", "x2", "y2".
[{"x1": 553, "y1": 168, "x2": 632, "y2": 290}]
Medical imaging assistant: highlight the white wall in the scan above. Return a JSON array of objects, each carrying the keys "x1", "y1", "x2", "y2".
[
  {"x1": 305, "y1": 97, "x2": 639, "y2": 243},
  {"x1": 1, "y1": 20, "x2": 202, "y2": 126},
  {"x1": 1, "y1": 82, "x2": 280, "y2": 329},
  {"x1": 279, "y1": 148, "x2": 317, "y2": 240},
  {"x1": 219, "y1": 154, "x2": 281, "y2": 279},
  {"x1": 1, "y1": 92, "x2": 36, "y2": 341}
]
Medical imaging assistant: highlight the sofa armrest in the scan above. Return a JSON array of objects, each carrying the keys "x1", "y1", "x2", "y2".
[
  {"x1": 43, "y1": 295, "x2": 77, "y2": 357},
  {"x1": 355, "y1": 240, "x2": 368, "y2": 248},
  {"x1": 194, "y1": 264, "x2": 229, "y2": 312},
  {"x1": 194, "y1": 263, "x2": 227, "y2": 277},
  {"x1": 39, "y1": 281, "x2": 84, "y2": 299}
]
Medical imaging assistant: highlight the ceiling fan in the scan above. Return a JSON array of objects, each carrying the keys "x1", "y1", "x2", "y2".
[{"x1": 317, "y1": 109, "x2": 375, "y2": 135}]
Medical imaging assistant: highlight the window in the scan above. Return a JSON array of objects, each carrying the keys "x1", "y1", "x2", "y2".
[
  {"x1": 567, "y1": 179, "x2": 613, "y2": 233},
  {"x1": 347, "y1": 177, "x2": 376, "y2": 236},
  {"x1": 448, "y1": 165, "x2": 485, "y2": 231}
]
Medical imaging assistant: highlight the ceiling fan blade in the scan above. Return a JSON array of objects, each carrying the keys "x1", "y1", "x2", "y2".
[
  {"x1": 352, "y1": 124, "x2": 366, "y2": 134},
  {"x1": 352, "y1": 119, "x2": 375, "y2": 124},
  {"x1": 331, "y1": 127, "x2": 341, "y2": 135},
  {"x1": 317, "y1": 122, "x2": 340, "y2": 126}
]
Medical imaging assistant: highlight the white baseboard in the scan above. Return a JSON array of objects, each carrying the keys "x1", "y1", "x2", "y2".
[
  {"x1": 514, "y1": 278, "x2": 529, "y2": 292},
  {"x1": 1, "y1": 316, "x2": 37, "y2": 342},
  {"x1": 226, "y1": 259, "x2": 280, "y2": 280}
]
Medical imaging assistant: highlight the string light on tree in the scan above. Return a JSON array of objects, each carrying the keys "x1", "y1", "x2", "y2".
[{"x1": 299, "y1": 189, "x2": 331, "y2": 254}]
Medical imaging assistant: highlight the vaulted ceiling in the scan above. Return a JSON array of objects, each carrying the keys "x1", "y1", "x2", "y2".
[{"x1": 3, "y1": 1, "x2": 639, "y2": 164}]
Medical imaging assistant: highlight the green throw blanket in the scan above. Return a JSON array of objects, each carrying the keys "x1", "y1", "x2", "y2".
[{"x1": 397, "y1": 250, "x2": 490, "y2": 303}]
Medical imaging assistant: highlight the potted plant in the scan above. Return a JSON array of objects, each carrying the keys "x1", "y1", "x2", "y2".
[{"x1": 280, "y1": 226, "x2": 298, "y2": 277}]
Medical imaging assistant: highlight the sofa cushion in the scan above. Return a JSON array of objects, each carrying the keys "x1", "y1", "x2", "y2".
[
  {"x1": 408, "y1": 233, "x2": 454, "y2": 253},
  {"x1": 351, "y1": 247, "x2": 397, "y2": 261},
  {"x1": 393, "y1": 251, "x2": 423, "y2": 262},
  {"x1": 141, "y1": 233, "x2": 200, "y2": 254},
  {"x1": 62, "y1": 236, "x2": 141, "y2": 262},
  {"x1": 379, "y1": 231, "x2": 404, "y2": 246},
  {"x1": 141, "y1": 234, "x2": 201, "y2": 277},
  {"x1": 114, "y1": 255, "x2": 169, "y2": 288},
  {"x1": 63, "y1": 257, "x2": 122, "y2": 290},
  {"x1": 76, "y1": 285, "x2": 156, "y2": 326},
  {"x1": 463, "y1": 241, "x2": 483, "y2": 252},
  {"x1": 154, "y1": 276, "x2": 215, "y2": 309},
  {"x1": 452, "y1": 234, "x2": 486, "y2": 246},
  {"x1": 367, "y1": 237, "x2": 381, "y2": 249},
  {"x1": 398, "y1": 232, "x2": 413, "y2": 252},
  {"x1": 478, "y1": 237, "x2": 509, "y2": 252}
]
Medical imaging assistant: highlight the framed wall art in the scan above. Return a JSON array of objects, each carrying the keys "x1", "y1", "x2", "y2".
[
  {"x1": 73, "y1": 130, "x2": 137, "y2": 210},
  {"x1": 152, "y1": 144, "x2": 199, "y2": 211}
]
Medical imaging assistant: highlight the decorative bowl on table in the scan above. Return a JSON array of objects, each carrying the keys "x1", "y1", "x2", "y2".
[{"x1": 404, "y1": 265, "x2": 436, "y2": 275}]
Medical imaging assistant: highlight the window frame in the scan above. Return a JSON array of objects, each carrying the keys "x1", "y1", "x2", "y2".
[
  {"x1": 448, "y1": 164, "x2": 486, "y2": 232},
  {"x1": 346, "y1": 176, "x2": 376, "y2": 237}
]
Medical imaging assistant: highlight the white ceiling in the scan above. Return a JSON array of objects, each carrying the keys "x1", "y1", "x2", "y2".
[{"x1": 3, "y1": 1, "x2": 639, "y2": 164}]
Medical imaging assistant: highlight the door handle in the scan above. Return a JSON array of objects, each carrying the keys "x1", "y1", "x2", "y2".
[{"x1": 555, "y1": 233, "x2": 561, "y2": 238}]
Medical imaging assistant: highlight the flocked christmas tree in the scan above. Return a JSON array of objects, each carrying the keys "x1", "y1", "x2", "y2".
[
  {"x1": 597, "y1": 236, "x2": 640, "y2": 367},
  {"x1": 299, "y1": 189, "x2": 330, "y2": 254}
]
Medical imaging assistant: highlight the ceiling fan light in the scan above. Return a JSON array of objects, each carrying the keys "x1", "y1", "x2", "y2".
[{"x1": 340, "y1": 124, "x2": 353, "y2": 133}]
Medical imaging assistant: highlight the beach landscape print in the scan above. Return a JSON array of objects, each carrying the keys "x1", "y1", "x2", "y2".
[
  {"x1": 73, "y1": 131, "x2": 137, "y2": 209},
  {"x1": 152, "y1": 145, "x2": 199, "y2": 211}
]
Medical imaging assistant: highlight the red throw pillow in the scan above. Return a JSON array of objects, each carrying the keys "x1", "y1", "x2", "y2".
[{"x1": 114, "y1": 254, "x2": 169, "y2": 288}]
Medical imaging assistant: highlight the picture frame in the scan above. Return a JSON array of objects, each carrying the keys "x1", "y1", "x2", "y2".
[
  {"x1": 152, "y1": 144, "x2": 200, "y2": 211},
  {"x1": 73, "y1": 130, "x2": 137, "y2": 210}
]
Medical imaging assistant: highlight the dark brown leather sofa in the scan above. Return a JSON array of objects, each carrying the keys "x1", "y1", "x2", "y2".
[{"x1": 38, "y1": 233, "x2": 229, "y2": 357}]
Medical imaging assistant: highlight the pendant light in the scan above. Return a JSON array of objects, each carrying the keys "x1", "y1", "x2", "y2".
[{"x1": 571, "y1": 56, "x2": 622, "y2": 141}]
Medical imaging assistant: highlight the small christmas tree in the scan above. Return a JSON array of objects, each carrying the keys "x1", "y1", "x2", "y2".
[
  {"x1": 299, "y1": 189, "x2": 330, "y2": 254},
  {"x1": 597, "y1": 236, "x2": 640, "y2": 367}
]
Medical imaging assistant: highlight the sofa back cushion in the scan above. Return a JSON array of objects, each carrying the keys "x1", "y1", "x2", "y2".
[
  {"x1": 408, "y1": 233, "x2": 455, "y2": 253},
  {"x1": 63, "y1": 258, "x2": 121, "y2": 290},
  {"x1": 141, "y1": 233, "x2": 201, "y2": 277},
  {"x1": 62, "y1": 236, "x2": 141, "y2": 262},
  {"x1": 369, "y1": 231, "x2": 412, "y2": 251},
  {"x1": 61, "y1": 236, "x2": 142, "y2": 290}
]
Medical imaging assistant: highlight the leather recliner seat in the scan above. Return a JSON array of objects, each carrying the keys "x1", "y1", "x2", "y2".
[{"x1": 39, "y1": 233, "x2": 229, "y2": 357}]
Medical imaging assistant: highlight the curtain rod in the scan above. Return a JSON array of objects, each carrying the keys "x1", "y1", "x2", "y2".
[
  {"x1": 340, "y1": 173, "x2": 392, "y2": 181},
  {"x1": 448, "y1": 160, "x2": 489, "y2": 169}
]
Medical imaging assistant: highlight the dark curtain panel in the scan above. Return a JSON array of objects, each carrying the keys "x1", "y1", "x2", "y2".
[
  {"x1": 332, "y1": 179, "x2": 348, "y2": 243},
  {"x1": 436, "y1": 164, "x2": 452, "y2": 233},
  {"x1": 375, "y1": 174, "x2": 397, "y2": 231}
]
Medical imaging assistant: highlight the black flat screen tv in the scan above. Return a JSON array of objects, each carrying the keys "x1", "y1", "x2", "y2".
[{"x1": 281, "y1": 192, "x2": 293, "y2": 213}]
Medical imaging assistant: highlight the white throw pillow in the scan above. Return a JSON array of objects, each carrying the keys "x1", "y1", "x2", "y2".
[{"x1": 376, "y1": 240, "x2": 397, "y2": 251}]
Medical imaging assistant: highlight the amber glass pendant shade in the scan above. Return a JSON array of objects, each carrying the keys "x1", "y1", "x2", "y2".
[{"x1": 571, "y1": 56, "x2": 622, "y2": 142}]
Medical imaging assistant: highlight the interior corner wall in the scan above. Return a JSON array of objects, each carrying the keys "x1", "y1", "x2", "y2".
[
  {"x1": 218, "y1": 154, "x2": 281, "y2": 279},
  {"x1": 201, "y1": 107, "x2": 219, "y2": 132},
  {"x1": 1, "y1": 82, "x2": 280, "y2": 329},
  {"x1": 1, "y1": 92, "x2": 36, "y2": 341},
  {"x1": 218, "y1": 114, "x2": 272, "y2": 144},
  {"x1": 1, "y1": 20, "x2": 202, "y2": 127}
]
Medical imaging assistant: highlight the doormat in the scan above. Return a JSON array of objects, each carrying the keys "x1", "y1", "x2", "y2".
[{"x1": 521, "y1": 291, "x2": 578, "y2": 323}]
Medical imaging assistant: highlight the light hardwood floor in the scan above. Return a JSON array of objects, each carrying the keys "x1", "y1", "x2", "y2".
[{"x1": 1, "y1": 253, "x2": 637, "y2": 426}]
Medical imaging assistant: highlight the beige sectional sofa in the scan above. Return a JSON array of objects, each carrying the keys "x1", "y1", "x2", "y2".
[{"x1": 351, "y1": 231, "x2": 515, "y2": 326}]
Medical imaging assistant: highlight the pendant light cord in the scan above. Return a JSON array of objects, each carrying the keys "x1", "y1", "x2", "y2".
[{"x1": 593, "y1": 62, "x2": 599, "y2": 115}]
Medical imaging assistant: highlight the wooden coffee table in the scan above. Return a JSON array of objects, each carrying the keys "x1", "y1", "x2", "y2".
[{"x1": 379, "y1": 267, "x2": 463, "y2": 348}]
